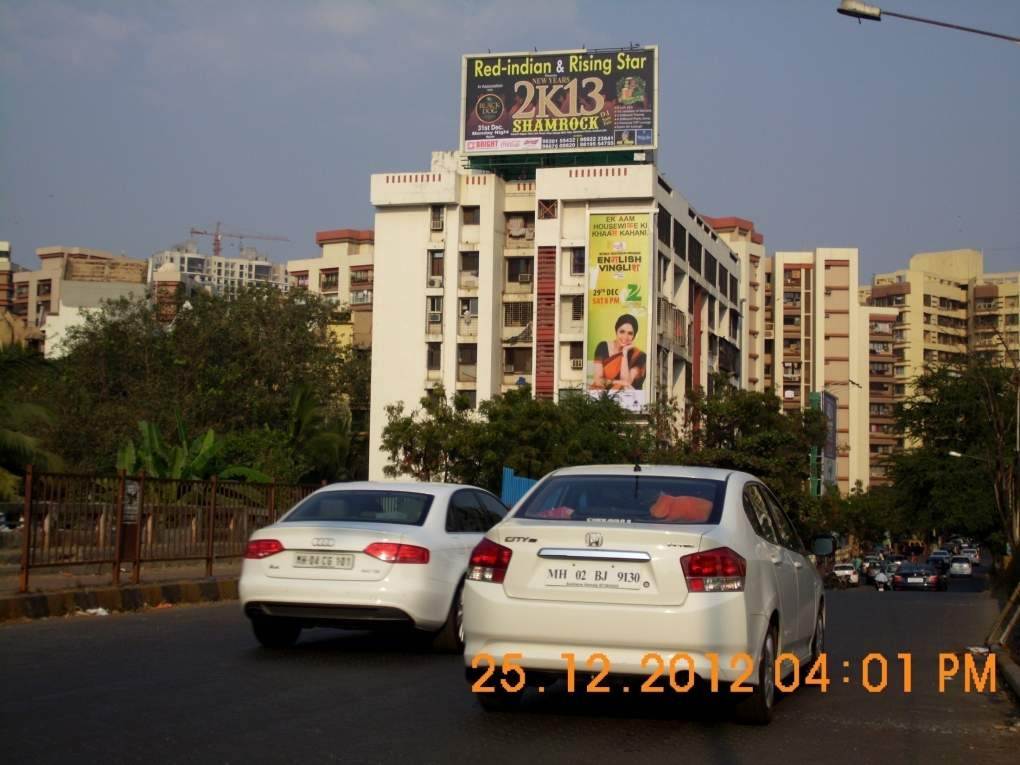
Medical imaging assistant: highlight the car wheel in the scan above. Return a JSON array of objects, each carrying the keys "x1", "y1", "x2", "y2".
[
  {"x1": 251, "y1": 617, "x2": 301, "y2": 649},
  {"x1": 475, "y1": 685, "x2": 524, "y2": 713},
  {"x1": 734, "y1": 625, "x2": 777, "y2": 725},
  {"x1": 432, "y1": 582, "x2": 465, "y2": 653}
]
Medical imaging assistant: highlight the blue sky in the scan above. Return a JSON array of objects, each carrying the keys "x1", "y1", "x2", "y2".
[{"x1": 2, "y1": 1, "x2": 1018, "y2": 281}]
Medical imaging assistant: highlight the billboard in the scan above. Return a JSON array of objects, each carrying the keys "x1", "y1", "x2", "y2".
[
  {"x1": 586, "y1": 213, "x2": 653, "y2": 413},
  {"x1": 461, "y1": 47, "x2": 657, "y2": 155}
]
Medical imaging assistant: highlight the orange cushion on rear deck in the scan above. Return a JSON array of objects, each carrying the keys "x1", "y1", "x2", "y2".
[{"x1": 649, "y1": 494, "x2": 713, "y2": 523}]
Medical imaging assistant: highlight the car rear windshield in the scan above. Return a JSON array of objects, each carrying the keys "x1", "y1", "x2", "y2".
[
  {"x1": 952, "y1": 557, "x2": 969, "y2": 564},
  {"x1": 283, "y1": 490, "x2": 434, "y2": 526},
  {"x1": 515, "y1": 475, "x2": 726, "y2": 525}
]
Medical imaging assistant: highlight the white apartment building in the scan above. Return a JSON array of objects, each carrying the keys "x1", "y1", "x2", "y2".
[
  {"x1": 367, "y1": 150, "x2": 745, "y2": 480},
  {"x1": 149, "y1": 241, "x2": 288, "y2": 297}
]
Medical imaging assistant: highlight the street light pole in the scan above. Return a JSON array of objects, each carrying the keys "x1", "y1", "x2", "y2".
[{"x1": 836, "y1": 1, "x2": 1020, "y2": 45}]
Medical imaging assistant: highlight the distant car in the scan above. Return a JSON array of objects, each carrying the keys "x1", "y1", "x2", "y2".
[
  {"x1": 892, "y1": 564, "x2": 946, "y2": 592},
  {"x1": 949, "y1": 556, "x2": 973, "y2": 577},
  {"x1": 960, "y1": 547, "x2": 980, "y2": 566},
  {"x1": 926, "y1": 555, "x2": 950, "y2": 574},
  {"x1": 833, "y1": 563, "x2": 860, "y2": 586},
  {"x1": 240, "y1": 482, "x2": 507, "y2": 650},
  {"x1": 929, "y1": 550, "x2": 951, "y2": 563}
]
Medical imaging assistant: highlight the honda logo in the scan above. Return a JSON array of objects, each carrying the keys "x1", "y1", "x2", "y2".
[
  {"x1": 311, "y1": 537, "x2": 336, "y2": 547},
  {"x1": 585, "y1": 532, "x2": 604, "y2": 548}
]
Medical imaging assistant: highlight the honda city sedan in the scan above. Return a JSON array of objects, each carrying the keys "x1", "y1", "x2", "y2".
[
  {"x1": 462, "y1": 465, "x2": 824, "y2": 725},
  {"x1": 241, "y1": 482, "x2": 506, "y2": 650}
]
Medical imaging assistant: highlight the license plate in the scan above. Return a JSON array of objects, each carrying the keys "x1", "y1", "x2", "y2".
[
  {"x1": 541, "y1": 562, "x2": 650, "y2": 591},
  {"x1": 294, "y1": 552, "x2": 354, "y2": 569},
  {"x1": 907, "y1": 577, "x2": 923, "y2": 584}
]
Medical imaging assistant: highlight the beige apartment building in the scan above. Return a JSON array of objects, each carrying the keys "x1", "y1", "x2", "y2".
[
  {"x1": 149, "y1": 241, "x2": 288, "y2": 297},
  {"x1": 10, "y1": 247, "x2": 148, "y2": 356},
  {"x1": 703, "y1": 217, "x2": 767, "y2": 392},
  {"x1": 756, "y1": 249, "x2": 869, "y2": 494},
  {"x1": 287, "y1": 229, "x2": 374, "y2": 348},
  {"x1": 367, "y1": 151, "x2": 745, "y2": 480},
  {"x1": 869, "y1": 249, "x2": 1020, "y2": 392},
  {"x1": 0, "y1": 241, "x2": 33, "y2": 348}
]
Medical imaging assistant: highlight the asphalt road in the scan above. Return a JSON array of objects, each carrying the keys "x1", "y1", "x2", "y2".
[{"x1": 1, "y1": 574, "x2": 1017, "y2": 764}]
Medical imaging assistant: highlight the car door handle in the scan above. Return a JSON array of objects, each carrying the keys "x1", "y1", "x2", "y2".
[
  {"x1": 771, "y1": 557, "x2": 783, "y2": 565},
  {"x1": 793, "y1": 561, "x2": 803, "y2": 569}
]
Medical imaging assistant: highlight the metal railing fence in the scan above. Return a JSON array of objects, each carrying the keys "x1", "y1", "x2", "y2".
[{"x1": 18, "y1": 467, "x2": 320, "y2": 592}]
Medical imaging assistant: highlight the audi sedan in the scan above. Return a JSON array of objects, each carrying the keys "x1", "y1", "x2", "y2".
[
  {"x1": 462, "y1": 465, "x2": 824, "y2": 725},
  {"x1": 240, "y1": 482, "x2": 506, "y2": 650},
  {"x1": 892, "y1": 564, "x2": 946, "y2": 591}
]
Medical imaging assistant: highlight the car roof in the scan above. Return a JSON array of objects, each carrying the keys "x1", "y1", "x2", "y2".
[
  {"x1": 545, "y1": 464, "x2": 737, "y2": 481},
  {"x1": 315, "y1": 481, "x2": 494, "y2": 499}
]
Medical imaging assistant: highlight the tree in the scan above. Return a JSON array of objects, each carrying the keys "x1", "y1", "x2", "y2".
[
  {"x1": 892, "y1": 358, "x2": 1017, "y2": 551},
  {"x1": 0, "y1": 347, "x2": 62, "y2": 499},
  {"x1": 680, "y1": 375, "x2": 827, "y2": 529},
  {"x1": 40, "y1": 286, "x2": 367, "y2": 474},
  {"x1": 380, "y1": 387, "x2": 474, "y2": 483}
]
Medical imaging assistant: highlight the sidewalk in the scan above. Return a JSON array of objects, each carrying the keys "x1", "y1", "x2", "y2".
[{"x1": 0, "y1": 561, "x2": 242, "y2": 623}]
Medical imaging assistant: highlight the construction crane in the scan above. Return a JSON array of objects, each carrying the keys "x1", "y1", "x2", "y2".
[{"x1": 188, "y1": 222, "x2": 290, "y2": 258}]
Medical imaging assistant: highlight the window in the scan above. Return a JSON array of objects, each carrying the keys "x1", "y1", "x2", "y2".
[
  {"x1": 320, "y1": 270, "x2": 339, "y2": 291},
  {"x1": 743, "y1": 485, "x2": 778, "y2": 544},
  {"x1": 37, "y1": 280, "x2": 52, "y2": 297},
  {"x1": 657, "y1": 207, "x2": 672, "y2": 246},
  {"x1": 428, "y1": 296, "x2": 443, "y2": 313},
  {"x1": 687, "y1": 234, "x2": 702, "y2": 273},
  {"x1": 571, "y1": 295, "x2": 584, "y2": 322},
  {"x1": 570, "y1": 342, "x2": 583, "y2": 361},
  {"x1": 430, "y1": 205, "x2": 444, "y2": 231},
  {"x1": 570, "y1": 248, "x2": 586, "y2": 276},
  {"x1": 284, "y1": 491, "x2": 433, "y2": 525},
  {"x1": 761, "y1": 486, "x2": 806, "y2": 553},
  {"x1": 476, "y1": 492, "x2": 509, "y2": 525},
  {"x1": 427, "y1": 342, "x2": 441, "y2": 370},
  {"x1": 459, "y1": 297, "x2": 478, "y2": 317},
  {"x1": 504, "y1": 347, "x2": 532, "y2": 374},
  {"x1": 460, "y1": 251, "x2": 479, "y2": 275},
  {"x1": 730, "y1": 274, "x2": 738, "y2": 302},
  {"x1": 447, "y1": 490, "x2": 491, "y2": 532},
  {"x1": 507, "y1": 257, "x2": 533, "y2": 282},
  {"x1": 504, "y1": 301, "x2": 533, "y2": 327},
  {"x1": 673, "y1": 221, "x2": 686, "y2": 259},
  {"x1": 460, "y1": 390, "x2": 477, "y2": 409},
  {"x1": 458, "y1": 344, "x2": 477, "y2": 365},
  {"x1": 538, "y1": 199, "x2": 558, "y2": 219},
  {"x1": 462, "y1": 206, "x2": 480, "y2": 225},
  {"x1": 428, "y1": 250, "x2": 444, "y2": 285}
]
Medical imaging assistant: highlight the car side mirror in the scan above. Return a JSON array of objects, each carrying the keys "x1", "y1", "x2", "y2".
[{"x1": 810, "y1": 535, "x2": 837, "y2": 557}]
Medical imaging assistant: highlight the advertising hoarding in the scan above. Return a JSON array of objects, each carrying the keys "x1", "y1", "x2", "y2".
[
  {"x1": 586, "y1": 212, "x2": 652, "y2": 413},
  {"x1": 461, "y1": 47, "x2": 657, "y2": 155}
]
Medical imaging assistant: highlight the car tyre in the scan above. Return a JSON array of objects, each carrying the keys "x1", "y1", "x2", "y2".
[
  {"x1": 251, "y1": 617, "x2": 301, "y2": 649},
  {"x1": 432, "y1": 582, "x2": 465, "y2": 653},
  {"x1": 734, "y1": 625, "x2": 777, "y2": 725},
  {"x1": 475, "y1": 686, "x2": 524, "y2": 713}
]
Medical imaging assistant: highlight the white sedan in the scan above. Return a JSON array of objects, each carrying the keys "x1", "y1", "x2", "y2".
[
  {"x1": 463, "y1": 465, "x2": 824, "y2": 724},
  {"x1": 832, "y1": 563, "x2": 860, "y2": 586},
  {"x1": 949, "y1": 556, "x2": 973, "y2": 577},
  {"x1": 240, "y1": 482, "x2": 507, "y2": 650}
]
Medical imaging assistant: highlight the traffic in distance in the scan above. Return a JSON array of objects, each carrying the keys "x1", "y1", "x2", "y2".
[{"x1": 239, "y1": 468, "x2": 994, "y2": 726}]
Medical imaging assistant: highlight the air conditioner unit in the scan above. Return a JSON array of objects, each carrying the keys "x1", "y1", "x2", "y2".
[
  {"x1": 430, "y1": 220, "x2": 444, "y2": 232},
  {"x1": 428, "y1": 312, "x2": 442, "y2": 323},
  {"x1": 428, "y1": 277, "x2": 443, "y2": 288},
  {"x1": 517, "y1": 273, "x2": 532, "y2": 284},
  {"x1": 570, "y1": 359, "x2": 583, "y2": 370}
]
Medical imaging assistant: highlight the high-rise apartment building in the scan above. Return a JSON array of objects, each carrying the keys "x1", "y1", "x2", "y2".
[
  {"x1": 367, "y1": 151, "x2": 745, "y2": 480},
  {"x1": 149, "y1": 241, "x2": 288, "y2": 297},
  {"x1": 287, "y1": 229, "x2": 374, "y2": 348},
  {"x1": 759, "y1": 249, "x2": 868, "y2": 493},
  {"x1": 869, "y1": 249, "x2": 1020, "y2": 391},
  {"x1": 0, "y1": 241, "x2": 32, "y2": 348},
  {"x1": 861, "y1": 302, "x2": 900, "y2": 485},
  {"x1": 703, "y1": 217, "x2": 767, "y2": 392}
]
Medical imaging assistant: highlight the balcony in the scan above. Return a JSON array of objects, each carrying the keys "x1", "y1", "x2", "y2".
[
  {"x1": 459, "y1": 272, "x2": 479, "y2": 290},
  {"x1": 504, "y1": 272, "x2": 534, "y2": 295},
  {"x1": 458, "y1": 317, "x2": 478, "y2": 338},
  {"x1": 425, "y1": 313, "x2": 443, "y2": 336},
  {"x1": 457, "y1": 364, "x2": 477, "y2": 383}
]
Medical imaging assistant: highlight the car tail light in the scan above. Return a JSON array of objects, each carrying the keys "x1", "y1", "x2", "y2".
[
  {"x1": 245, "y1": 539, "x2": 285, "y2": 559},
  {"x1": 893, "y1": 575, "x2": 904, "y2": 583},
  {"x1": 680, "y1": 547, "x2": 746, "y2": 593},
  {"x1": 467, "y1": 538, "x2": 513, "y2": 583},
  {"x1": 928, "y1": 575, "x2": 939, "y2": 583},
  {"x1": 363, "y1": 542, "x2": 430, "y2": 564}
]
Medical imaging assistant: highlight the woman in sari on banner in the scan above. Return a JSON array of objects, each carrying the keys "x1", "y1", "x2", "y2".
[{"x1": 591, "y1": 313, "x2": 647, "y2": 391}]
